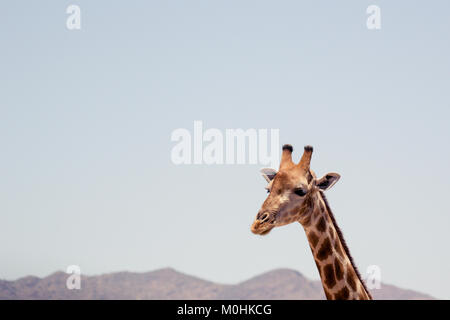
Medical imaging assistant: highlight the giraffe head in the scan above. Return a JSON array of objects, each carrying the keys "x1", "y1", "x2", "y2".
[{"x1": 251, "y1": 144, "x2": 340, "y2": 235}]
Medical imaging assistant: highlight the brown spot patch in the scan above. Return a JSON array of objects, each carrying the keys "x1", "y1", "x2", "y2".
[
  {"x1": 334, "y1": 286, "x2": 350, "y2": 300},
  {"x1": 334, "y1": 259, "x2": 344, "y2": 280},
  {"x1": 323, "y1": 264, "x2": 336, "y2": 289},
  {"x1": 317, "y1": 238, "x2": 332, "y2": 261},
  {"x1": 308, "y1": 231, "x2": 319, "y2": 248},
  {"x1": 347, "y1": 271, "x2": 357, "y2": 291},
  {"x1": 316, "y1": 216, "x2": 327, "y2": 232}
]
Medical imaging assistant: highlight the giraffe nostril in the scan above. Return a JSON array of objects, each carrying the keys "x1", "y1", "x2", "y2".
[{"x1": 259, "y1": 213, "x2": 268, "y2": 222}]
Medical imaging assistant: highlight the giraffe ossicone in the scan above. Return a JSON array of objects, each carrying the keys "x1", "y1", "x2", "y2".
[{"x1": 251, "y1": 144, "x2": 372, "y2": 300}]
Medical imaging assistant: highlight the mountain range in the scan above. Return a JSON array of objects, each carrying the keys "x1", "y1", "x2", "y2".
[{"x1": 0, "y1": 268, "x2": 434, "y2": 300}]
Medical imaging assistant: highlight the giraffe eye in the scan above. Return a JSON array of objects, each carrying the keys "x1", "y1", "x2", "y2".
[
  {"x1": 266, "y1": 189, "x2": 270, "y2": 194},
  {"x1": 294, "y1": 188, "x2": 306, "y2": 197}
]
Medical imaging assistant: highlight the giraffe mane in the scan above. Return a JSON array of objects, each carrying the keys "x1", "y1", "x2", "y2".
[{"x1": 318, "y1": 191, "x2": 373, "y2": 299}]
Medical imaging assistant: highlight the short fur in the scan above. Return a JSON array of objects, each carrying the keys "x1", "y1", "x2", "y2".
[{"x1": 319, "y1": 191, "x2": 372, "y2": 299}]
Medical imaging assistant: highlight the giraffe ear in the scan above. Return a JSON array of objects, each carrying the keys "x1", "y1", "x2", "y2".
[
  {"x1": 260, "y1": 168, "x2": 277, "y2": 183},
  {"x1": 316, "y1": 173, "x2": 340, "y2": 191}
]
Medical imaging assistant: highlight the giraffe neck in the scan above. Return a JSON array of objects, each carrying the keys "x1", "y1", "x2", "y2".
[{"x1": 299, "y1": 192, "x2": 372, "y2": 300}]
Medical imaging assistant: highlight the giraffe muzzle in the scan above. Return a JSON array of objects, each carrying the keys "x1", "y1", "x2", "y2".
[{"x1": 251, "y1": 211, "x2": 275, "y2": 235}]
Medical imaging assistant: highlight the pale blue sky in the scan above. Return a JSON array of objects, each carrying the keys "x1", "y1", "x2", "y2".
[{"x1": 1, "y1": 1, "x2": 449, "y2": 299}]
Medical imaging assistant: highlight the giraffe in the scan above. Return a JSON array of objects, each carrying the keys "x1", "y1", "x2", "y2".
[{"x1": 251, "y1": 144, "x2": 372, "y2": 300}]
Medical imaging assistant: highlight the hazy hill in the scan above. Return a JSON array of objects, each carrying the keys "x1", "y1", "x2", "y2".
[{"x1": 0, "y1": 268, "x2": 434, "y2": 300}]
